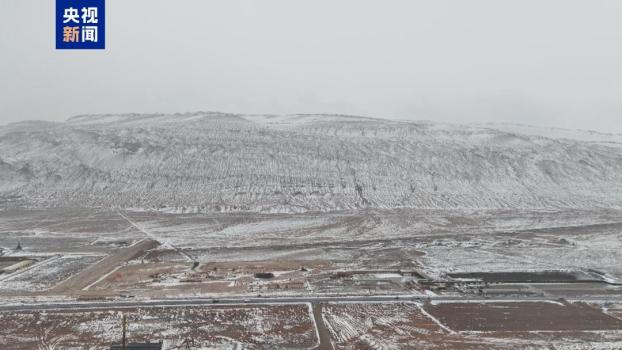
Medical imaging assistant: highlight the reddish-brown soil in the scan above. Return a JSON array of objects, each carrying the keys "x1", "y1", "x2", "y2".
[
  {"x1": 424, "y1": 301, "x2": 622, "y2": 332},
  {"x1": 49, "y1": 239, "x2": 160, "y2": 294},
  {"x1": 0, "y1": 304, "x2": 317, "y2": 350}
]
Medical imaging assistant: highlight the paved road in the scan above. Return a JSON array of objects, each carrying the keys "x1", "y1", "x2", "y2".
[{"x1": 1, "y1": 293, "x2": 620, "y2": 312}]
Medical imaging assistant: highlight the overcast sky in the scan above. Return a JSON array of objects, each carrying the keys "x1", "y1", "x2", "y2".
[{"x1": 1, "y1": 1, "x2": 622, "y2": 132}]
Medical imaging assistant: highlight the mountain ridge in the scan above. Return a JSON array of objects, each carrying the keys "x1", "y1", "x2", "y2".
[{"x1": 1, "y1": 112, "x2": 622, "y2": 212}]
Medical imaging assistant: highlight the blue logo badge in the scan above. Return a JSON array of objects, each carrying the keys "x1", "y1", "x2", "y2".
[{"x1": 56, "y1": 0, "x2": 105, "y2": 49}]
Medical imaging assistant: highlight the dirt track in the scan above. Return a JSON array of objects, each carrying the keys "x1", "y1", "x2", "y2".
[
  {"x1": 48, "y1": 239, "x2": 159, "y2": 294},
  {"x1": 313, "y1": 303, "x2": 334, "y2": 350}
]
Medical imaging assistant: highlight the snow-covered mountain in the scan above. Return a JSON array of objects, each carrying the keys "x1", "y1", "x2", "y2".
[{"x1": 1, "y1": 112, "x2": 622, "y2": 212}]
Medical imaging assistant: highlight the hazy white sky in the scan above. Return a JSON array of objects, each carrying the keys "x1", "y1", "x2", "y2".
[{"x1": 1, "y1": 0, "x2": 622, "y2": 131}]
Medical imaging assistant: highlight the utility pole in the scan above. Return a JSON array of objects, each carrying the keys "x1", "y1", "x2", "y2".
[
  {"x1": 122, "y1": 314, "x2": 127, "y2": 350},
  {"x1": 182, "y1": 338, "x2": 194, "y2": 350}
]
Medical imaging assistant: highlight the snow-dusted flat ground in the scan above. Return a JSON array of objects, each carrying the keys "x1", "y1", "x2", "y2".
[
  {"x1": 0, "y1": 255, "x2": 103, "y2": 292},
  {"x1": 0, "y1": 303, "x2": 318, "y2": 350},
  {"x1": 1, "y1": 208, "x2": 621, "y2": 299},
  {"x1": 322, "y1": 302, "x2": 622, "y2": 350},
  {"x1": 3, "y1": 208, "x2": 622, "y2": 274}
]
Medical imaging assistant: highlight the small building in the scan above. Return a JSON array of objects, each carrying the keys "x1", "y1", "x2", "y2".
[
  {"x1": 254, "y1": 272, "x2": 274, "y2": 279},
  {"x1": 109, "y1": 342, "x2": 163, "y2": 350},
  {"x1": 283, "y1": 281, "x2": 305, "y2": 289},
  {"x1": 265, "y1": 281, "x2": 305, "y2": 290}
]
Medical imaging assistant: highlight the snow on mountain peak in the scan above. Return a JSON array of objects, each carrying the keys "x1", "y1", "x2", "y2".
[{"x1": 1, "y1": 112, "x2": 622, "y2": 212}]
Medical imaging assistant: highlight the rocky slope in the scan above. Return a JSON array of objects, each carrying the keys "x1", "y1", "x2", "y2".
[{"x1": 1, "y1": 112, "x2": 622, "y2": 212}]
